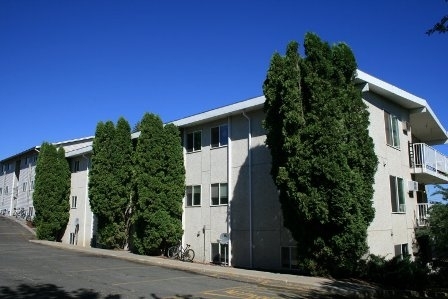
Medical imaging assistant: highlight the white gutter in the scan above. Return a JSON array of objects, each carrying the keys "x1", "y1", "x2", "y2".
[
  {"x1": 82, "y1": 154, "x2": 90, "y2": 247},
  {"x1": 242, "y1": 111, "x2": 253, "y2": 268},
  {"x1": 227, "y1": 116, "x2": 232, "y2": 266}
]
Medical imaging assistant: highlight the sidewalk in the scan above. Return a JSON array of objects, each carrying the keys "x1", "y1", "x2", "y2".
[{"x1": 7, "y1": 216, "x2": 422, "y2": 298}]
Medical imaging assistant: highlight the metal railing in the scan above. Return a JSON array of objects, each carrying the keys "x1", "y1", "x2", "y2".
[
  {"x1": 416, "y1": 203, "x2": 429, "y2": 227},
  {"x1": 411, "y1": 143, "x2": 448, "y2": 178}
]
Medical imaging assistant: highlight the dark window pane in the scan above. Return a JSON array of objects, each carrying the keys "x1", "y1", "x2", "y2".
[
  {"x1": 220, "y1": 125, "x2": 228, "y2": 146},
  {"x1": 193, "y1": 185, "x2": 201, "y2": 205},
  {"x1": 193, "y1": 131, "x2": 201, "y2": 151},
  {"x1": 186, "y1": 186, "x2": 192, "y2": 206},
  {"x1": 211, "y1": 184, "x2": 219, "y2": 205},
  {"x1": 211, "y1": 127, "x2": 219, "y2": 148},
  {"x1": 186, "y1": 133, "x2": 193, "y2": 152}
]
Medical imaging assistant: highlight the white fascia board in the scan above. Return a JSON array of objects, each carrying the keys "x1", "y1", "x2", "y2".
[
  {"x1": 65, "y1": 145, "x2": 93, "y2": 158},
  {"x1": 356, "y1": 69, "x2": 448, "y2": 143},
  {"x1": 52, "y1": 135, "x2": 95, "y2": 147},
  {"x1": 170, "y1": 96, "x2": 265, "y2": 127}
]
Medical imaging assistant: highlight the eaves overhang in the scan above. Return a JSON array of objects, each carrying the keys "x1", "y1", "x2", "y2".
[
  {"x1": 0, "y1": 146, "x2": 40, "y2": 164},
  {"x1": 355, "y1": 70, "x2": 448, "y2": 145},
  {"x1": 170, "y1": 96, "x2": 265, "y2": 128}
]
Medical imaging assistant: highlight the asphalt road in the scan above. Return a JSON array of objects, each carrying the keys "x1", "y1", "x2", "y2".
[{"x1": 0, "y1": 217, "x2": 314, "y2": 299}]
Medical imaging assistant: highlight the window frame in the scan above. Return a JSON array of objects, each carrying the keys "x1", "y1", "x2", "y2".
[
  {"x1": 210, "y1": 183, "x2": 228, "y2": 206},
  {"x1": 394, "y1": 243, "x2": 409, "y2": 259},
  {"x1": 211, "y1": 242, "x2": 229, "y2": 265},
  {"x1": 384, "y1": 111, "x2": 400, "y2": 148},
  {"x1": 186, "y1": 131, "x2": 202, "y2": 153},
  {"x1": 22, "y1": 182, "x2": 27, "y2": 192},
  {"x1": 281, "y1": 246, "x2": 299, "y2": 269},
  {"x1": 71, "y1": 195, "x2": 78, "y2": 209},
  {"x1": 186, "y1": 185, "x2": 201, "y2": 207},
  {"x1": 390, "y1": 175, "x2": 405, "y2": 213},
  {"x1": 211, "y1": 124, "x2": 228, "y2": 148},
  {"x1": 72, "y1": 160, "x2": 80, "y2": 173}
]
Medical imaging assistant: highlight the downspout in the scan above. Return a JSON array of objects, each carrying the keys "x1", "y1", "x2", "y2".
[
  {"x1": 227, "y1": 116, "x2": 232, "y2": 266},
  {"x1": 82, "y1": 154, "x2": 90, "y2": 247},
  {"x1": 242, "y1": 111, "x2": 253, "y2": 268}
]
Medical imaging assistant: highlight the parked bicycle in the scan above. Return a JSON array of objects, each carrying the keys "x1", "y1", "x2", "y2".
[{"x1": 167, "y1": 244, "x2": 195, "y2": 262}]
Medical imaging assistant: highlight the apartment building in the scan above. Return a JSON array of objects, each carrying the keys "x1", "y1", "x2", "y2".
[
  {"x1": 1, "y1": 69, "x2": 446, "y2": 271},
  {"x1": 171, "y1": 70, "x2": 448, "y2": 269}
]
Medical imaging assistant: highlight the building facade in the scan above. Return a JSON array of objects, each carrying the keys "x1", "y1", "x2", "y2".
[{"x1": 1, "y1": 70, "x2": 447, "y2": 271}]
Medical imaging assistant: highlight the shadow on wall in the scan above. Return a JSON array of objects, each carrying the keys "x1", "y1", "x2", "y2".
[{"x1": 230, "y1": 144, "x2": 286, "y2": 269}]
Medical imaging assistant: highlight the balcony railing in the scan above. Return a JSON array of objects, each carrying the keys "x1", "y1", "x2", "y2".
[
  {"x1": 411, "y1": 143, "x2": 448, "y2": 183},
  {"x1": 416, "y1": 203, "x2": 429, "y2": 227}
]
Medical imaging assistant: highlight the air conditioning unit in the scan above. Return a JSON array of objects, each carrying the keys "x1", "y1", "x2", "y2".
[{"x1": 408, "y1": 180, "x2": 419, "y2": 192}]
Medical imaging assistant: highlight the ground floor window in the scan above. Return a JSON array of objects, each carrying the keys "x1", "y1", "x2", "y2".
[
  {"x1": 394, "y1": 243, "x2": 409, "y2": 259},
  {"x1": 281, "y1": 246, "x2": 298, "y2": 269},
  {"x1": 70, "y1": 233, "x2": 76, "y2": 245},
  {"x1": 211, "y1": 243, "x2": 229, "y2": 265}
]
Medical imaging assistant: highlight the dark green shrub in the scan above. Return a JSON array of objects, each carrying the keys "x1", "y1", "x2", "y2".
[{"x1": 361, "y1": 254, "x2": 429, "y2": 291}]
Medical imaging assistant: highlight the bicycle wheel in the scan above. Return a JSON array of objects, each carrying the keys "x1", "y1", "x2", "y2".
[
  {"x1": 167, "y1": 246, "x2": 179, "y2": 259},
  {"x1": 183, "y1": 249, "x2": 195, "y2": 262}
]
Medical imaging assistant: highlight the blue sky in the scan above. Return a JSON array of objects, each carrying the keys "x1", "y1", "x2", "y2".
[{"x1": 1, "y1": 1, "x2": 447, "y2": 193}]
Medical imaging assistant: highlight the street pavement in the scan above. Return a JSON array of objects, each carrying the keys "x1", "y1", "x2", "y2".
[{"x1": 4, "y1": 216, "x2": 428, "y2": 298}]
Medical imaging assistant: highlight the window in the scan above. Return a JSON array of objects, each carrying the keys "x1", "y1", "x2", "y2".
[
  {"x1": 390, "y1": 176, "x2": 405, "y2": 213},
  {"x1": 70, "y1": 233, "x2": 76, "y2": 245},
  {"x1": 281, "y1": 246, "x2": 298, "y2": 269},
  {"x1": 22, "y1": 182, "x2": 27, "y2": 192},
  {"x1": 186, "y1": 185, "x2": 201, "y2": 206},
  {"x1": 394, "y1": 243, "x2": 409, "y2": 259},
  {"x1": 211, "y1": 242, "x2": 229, "y2": 265},
  {"x1": 71, "y1": 196, "x2": 78, "y2": 208},
  {"x1": 5, "y1": 186, "x2": 8, "y2": 195},
  {"x1": 31, "y1": 180, "x2": 34, "y2": 190},
  {"x1": 0, "y1": 188, "x2": 2, "y2": 195},
  {"x1": 28, "y1": 207, "x2": 34, "y2": 217},
  {"x1": 211, "y1": 125, "x2": 228, "y2": 148},
  {"x1": 186, "y1": 131, "x2": 202, "y2": 152},
  {"x1": 384, "y1": 111, "x2": 400, "y2": 148},
  {"x1": 211, "y1": 183, "x2": 228, "y2": 205},
  {"x1": 72, "y1": 160, "x2": 80, "y2": 173}
]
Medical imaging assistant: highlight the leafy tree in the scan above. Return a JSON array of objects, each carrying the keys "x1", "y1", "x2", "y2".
[
  {"x1": 428, "y1": 185, "x2": 448, "y2": 259},
  {"x1": 263, "y1": 33, "x2": 377, "y2": 277},
  {"x1": 33, "y1": 142, "x2": 70, "y2": 241},
  {"x1": 131, "y1": 113, "x2": 185, "y2": 255},
  {"x1": 89, "y1": 118, "x2": 133, "y2": 249},
  {"x1": 427, "y1": 0, "x2": 448, "y2": 35}
]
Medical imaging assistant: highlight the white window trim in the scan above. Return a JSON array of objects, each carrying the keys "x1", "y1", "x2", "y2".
[
  {"x1": 211, "y1": 124, "x2": 228, "y2": 148},
  {"x1": 186, "y1": 185, "x2": 201, "y2": 207},
  {"x1": 210, "y1": 183, "x2": 228, "y2": 206}
]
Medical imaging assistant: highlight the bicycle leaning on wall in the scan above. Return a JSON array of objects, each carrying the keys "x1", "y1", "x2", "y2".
[{"x1": 167, "y1": 243, "x2": 195, "y2": 262}]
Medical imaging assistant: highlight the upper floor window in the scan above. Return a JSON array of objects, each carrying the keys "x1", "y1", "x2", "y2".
[
  {"x1": 211, "y1": 183, "x2": 228, "y2": 205},
  {"x1": 0, "y1": 188, "x2": 2, "y2": 195},
  {"x1": 71, "y1": 195, "x2": 77, "y2": 208},
  {"x1": 186, "y1": 185, "x2": 201, "y2": 206},
  {"x1": 186, "y1": 131, "x2": 202, "y2": 152},
  {"x1": 22, "y1": 182, "x2": 27, "y2": 192},
  {"x1": 211, "y1": 125, "x2": 228, "y2": 148},
  {"x1": 384, "y1": 111, "x2": 400, "y2": 148},
  {"x1": 4, "y1": 186, "x2": 8, "y2": 195},
  {"x1": 390, "y1": 175, "x2": 405, "y2": 213}
]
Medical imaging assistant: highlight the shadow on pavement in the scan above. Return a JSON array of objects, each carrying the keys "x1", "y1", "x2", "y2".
[{"x1": 0, "y1": 284, "x2": 120, "y2": 299}]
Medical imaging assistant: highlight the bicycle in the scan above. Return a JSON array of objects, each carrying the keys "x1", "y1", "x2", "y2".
[{"x1": 167, "y1": 244, "x2": 195, "y2": 262}]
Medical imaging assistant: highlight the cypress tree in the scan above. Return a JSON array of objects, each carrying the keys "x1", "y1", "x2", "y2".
[
  {"x1": 263, "y1": 33, "x2": 377, "y2": 276},
  {"x1": 33, "y1": 142, "x2": 70, "y2": 241},
  {"x1": 131, "y1": 114, "x2": 185, "y2": 255}
]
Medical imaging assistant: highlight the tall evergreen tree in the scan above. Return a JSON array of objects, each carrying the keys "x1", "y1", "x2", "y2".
[
  {"x1": 33, "y1": 142, "x2": 70, "y2": 241},
  {"x1": 131, "y1": 113, "x2": 185, "y2": 255},
  {"x1": 263, "y1": 33, "x2": 377, "y2": 276},
  {"x1": 89, "y1": 119, "x2": 132, "y2": 249}
]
